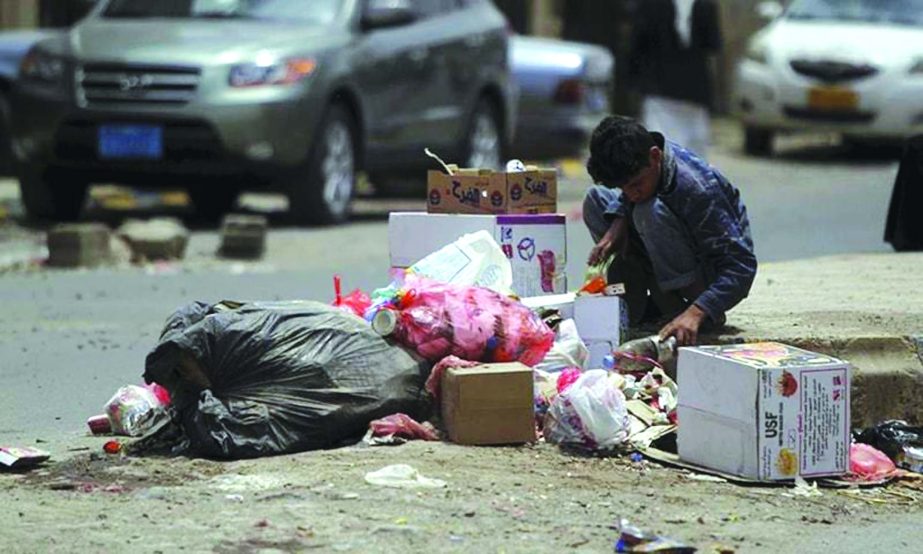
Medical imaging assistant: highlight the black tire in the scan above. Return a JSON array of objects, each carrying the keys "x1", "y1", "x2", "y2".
[
  {"x1": 0, "y1": 91, "x2": 12, "y2": 176},
  {"x1": 287, "y1": 104, "x2": 357, "y2": 225},
  {"x1": 743, "y1": 126, "x2": 774, "y2": 157},
  {"x1": 463, "y1": 98, "x2": 504, "y2": 170},
  {"x1": 187, "y1": 186, "x2": 239, "y2": 224},
  {"x1": 18, "y1": 166, "x2": 88, "y2": 222}
]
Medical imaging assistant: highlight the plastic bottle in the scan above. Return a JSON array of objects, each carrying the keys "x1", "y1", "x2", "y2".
[{"x1": 609, "y1": 335, "x2": 677, "y2": 376}]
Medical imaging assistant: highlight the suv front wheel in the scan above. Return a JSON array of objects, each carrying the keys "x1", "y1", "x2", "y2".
[
  {"x1": 18, "y1": 166, "x2": 88, "y2": 222},
  {"x1": 287, "y1": 104, "x2": 356, "y2": 225},
  {"x1": 464, "y1": 98, "x2": 503, "y2": 170}
]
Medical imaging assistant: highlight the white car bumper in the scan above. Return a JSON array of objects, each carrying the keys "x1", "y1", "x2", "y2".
[{"x1": 734, "y1": 59, "x2": 923, "y2": 139}]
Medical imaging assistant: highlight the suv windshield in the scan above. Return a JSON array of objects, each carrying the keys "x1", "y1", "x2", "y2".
[
  {"x1": 787, "y1": 0, "x2": 923, "y2": 26},
  {"x1": 103, "y1": 0, "x2": 342, "y2": 25}
]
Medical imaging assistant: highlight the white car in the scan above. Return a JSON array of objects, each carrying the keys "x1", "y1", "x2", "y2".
[{"x1": 734, "y1": 0, "x2": 923, "y2": 155}]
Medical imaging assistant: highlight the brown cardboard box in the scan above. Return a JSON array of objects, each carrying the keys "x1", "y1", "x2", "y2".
[
  {"x1": 441, "y1": 362, "x2": 536, "y2": 445},
  {"x1": 427, "y1": 168, "x2": 557, "y2": 215}
]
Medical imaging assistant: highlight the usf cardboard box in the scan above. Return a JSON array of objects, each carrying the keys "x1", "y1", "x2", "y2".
[
  {"x1": 677, "y1": 342, "x2": 850, "y2": 481},
  {"x1": 441, "y1": 362, "x2": 535, "y2": 445},
  {"x1": 427, "y1": 167, "x2": 557, "y2": 215}
]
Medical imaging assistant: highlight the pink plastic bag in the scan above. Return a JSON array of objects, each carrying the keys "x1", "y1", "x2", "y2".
[
  {"x1": 331, "y1": 275, "x2": 372, "y2": 318},
  {"x1": 850, "y1": 443, "x2": 899, "y2": 482},
  {"x1": 369, "y1": 413, "x2": 439, "y2": 441},
  {"x1": 145, "y1": 383, "x2": 171, "y2": 406},
  {"x1": 556, "y1": 367, "x2": 582, "y2": 394},
  {"x1": 378, "y1": 276, "x2": 554, "y2": 366}
]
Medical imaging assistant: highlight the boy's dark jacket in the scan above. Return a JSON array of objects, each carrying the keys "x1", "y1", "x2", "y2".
[{"x1": 607, "y1": 138, "x2": 757, "y2": 320}]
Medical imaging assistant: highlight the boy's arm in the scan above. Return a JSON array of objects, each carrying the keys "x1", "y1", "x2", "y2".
[
  {"x1": 685, "y1": 185, "x2": 757, "y2": 322},
  {"x1": 588, "y1": 216, "x2": 628, "y2": 266}
]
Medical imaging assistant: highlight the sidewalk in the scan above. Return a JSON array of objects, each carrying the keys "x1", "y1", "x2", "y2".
[{"x1": 711, "y1": 252, "x2": 923, "y2": 428}]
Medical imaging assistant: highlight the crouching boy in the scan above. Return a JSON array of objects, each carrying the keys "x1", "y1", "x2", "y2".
[{"x1": 583, "y1": 115, "x2": 757, "y2": 345}]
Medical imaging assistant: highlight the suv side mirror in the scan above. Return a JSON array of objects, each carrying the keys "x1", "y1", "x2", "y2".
[
  {"x1": 361, "y1": 0, "x2": 416, "y2": 31},
  {"x1": 756, "y1": 1, "x2": 784, "y2": 21}
]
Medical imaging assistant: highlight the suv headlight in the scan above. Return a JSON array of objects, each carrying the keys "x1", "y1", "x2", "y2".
[
  {"x1": 910, "y1": 58, "x2": 923, "y2": 74},
  {"x1": 745, "y1": 42, "x2": 769, "y2": 65},
  {"x1": 20, "y1": 49, "x2": 66, "y2": 84},
  {"x1": 229, "y1": 58, "x2": 317, "y2": 87}
]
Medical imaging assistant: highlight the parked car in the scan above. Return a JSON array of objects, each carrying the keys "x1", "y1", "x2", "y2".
[
  {"x1": 11, "y1": 0, "x2": 514, "y2": 223},
  {"x1": 0, "y1": 29, "x2": 57, "y2": 172},
  {"x1": 509, "y1": 35, "x2": 613, "y2": 158},
  {"x1": 734, "y1": 0, "x2": 923, "y2": 156}
]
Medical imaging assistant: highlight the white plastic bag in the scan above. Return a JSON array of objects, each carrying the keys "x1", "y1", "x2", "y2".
[
  {"x1": 405, "y1": 230, "x2": 513, "y2": 295},
  {"x1": 543, "y1": 369, "x2": 629, "y2": 451},
  {"x1": 535, "y1": 319, "x2": 589, "y2": 373},
  {"x1": 364, "y1": 464, "x2": 447, "y2": 489}
]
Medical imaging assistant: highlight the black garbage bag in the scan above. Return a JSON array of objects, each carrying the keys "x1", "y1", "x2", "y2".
[
  {"x1": 854, "y1": 420, "x2": 923, "y2": 462},
  {"x1": 141, "y1": 300, "x2": 431, "y2": 459},
  {"x1": 884, "y1": 135, "x2": 923, "y2": 251}
]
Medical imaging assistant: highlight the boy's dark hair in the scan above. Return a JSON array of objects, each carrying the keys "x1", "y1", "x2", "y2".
[{"x1": 586, "y1": 115, "x2": 656, "y2": 187}]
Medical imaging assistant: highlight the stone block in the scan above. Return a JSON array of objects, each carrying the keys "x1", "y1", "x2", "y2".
[
  {"x1": 47, "y1": 223, "x2": 111, "y2": 268},
  {"x1": 117, "y1": 217, "x2": 189, "y2": 262},
  {"x1": 218, "y1": 214, "x2": 267, "y2": 259}
]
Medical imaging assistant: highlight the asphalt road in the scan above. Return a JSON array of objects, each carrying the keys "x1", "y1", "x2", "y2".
[{"x1": 0, "y1": 126, "x2": 903, "y2": 443}]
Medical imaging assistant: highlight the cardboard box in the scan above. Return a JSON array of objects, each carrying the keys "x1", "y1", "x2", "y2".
[
  {"x1": 388, "y1": 212, "x2": 567, "y2": 296},
  {"x1": 585, "y1": 340, "x2": 617, "y2": 370},
  {"x1": 441, "y1": 362, "x2": 535, "y2": 445},
  {"x1": 521, "y1": 294, "x2": 627, "y2": 369},
  {"x1": 574, "y1": 295, "x2": 628, "y2": 343},
  {"x1": 520, "y1": 293, "x2": 576, "y2": 320},
  {"x1": 427, "y1": 168, "x2": 557, "y2": 215},
  {"x1": 677, "y1": 342, "x2": 851, "y2": 481}
]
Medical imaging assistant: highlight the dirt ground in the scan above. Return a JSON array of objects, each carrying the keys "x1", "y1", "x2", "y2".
[{"x1": 3, "y1": 437, "x2": 923, "y2": 554}]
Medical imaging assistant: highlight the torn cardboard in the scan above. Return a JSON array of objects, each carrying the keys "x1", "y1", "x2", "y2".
[
  {"x1": 427, "y1": 168, "x2": 557, "y2": 215},
  {"x1": 0, "y1": 446, "x2": 50, "y2": 470}
]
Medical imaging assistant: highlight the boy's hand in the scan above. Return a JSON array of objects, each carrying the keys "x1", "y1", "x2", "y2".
[
  {"x1": 588, "y1": 217, "x2": 627, "y2": 266},
  {"x1": 660, "y1": 304, "x2": 707, "y2": 346}
]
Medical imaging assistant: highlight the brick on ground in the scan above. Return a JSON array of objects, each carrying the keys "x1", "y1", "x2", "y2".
[
  {"x1": 218, "y1": 214, "x2": 267, "y2": 259},
  {"x1": 47, "y1": 223, "x2": 111, "y2": 268},
  {"x1": 116, "y1": 217, "x2": 189, "y2": 262}
]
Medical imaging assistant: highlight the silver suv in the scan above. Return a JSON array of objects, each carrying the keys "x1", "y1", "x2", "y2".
[{"x1": 11, "y1": 0, "x2": 514, "y2": 224}]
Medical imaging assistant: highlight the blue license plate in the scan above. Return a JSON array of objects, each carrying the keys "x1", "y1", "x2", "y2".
[{"x1": 98, "y1": 124, "x2": 163, "y2": 159}]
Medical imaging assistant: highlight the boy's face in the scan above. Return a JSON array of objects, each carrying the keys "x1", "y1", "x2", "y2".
[{"x1": 619, "y1": 147, "x2": 662, "y2": 204}]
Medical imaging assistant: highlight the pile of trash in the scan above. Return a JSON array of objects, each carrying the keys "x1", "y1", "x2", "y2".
[
  {"x1": 65, "y1": 204, "x2": 919, "y2": 499},
  {"x1": 73, "y1": 229, "x2": 679, "y2": 461}
]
